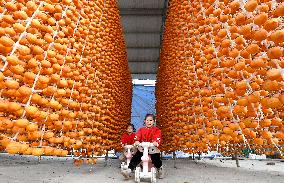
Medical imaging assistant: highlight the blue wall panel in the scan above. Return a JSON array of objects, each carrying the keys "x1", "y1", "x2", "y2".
[{"x1": 131, "y1": 85, "x2": 156, "y2": 131}]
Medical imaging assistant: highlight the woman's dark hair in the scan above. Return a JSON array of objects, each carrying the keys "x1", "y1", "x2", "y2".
[
  {"x1": 144, "y1": 114, "x2": 155, "y2": 120},
  {"x1": 128, "y1": 124, "x2": 136, "y2": 132}
]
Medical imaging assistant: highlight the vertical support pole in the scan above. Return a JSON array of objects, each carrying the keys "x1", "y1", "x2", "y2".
[
  {"x1": 104, "y1": 151, "x2": 108, "y2": 167},
  {"x1": 71, "y1": 148, "x2": 74, "y2": 158},
  {"x1": 38, "y1": 156, "x2": 41, "y2": 163},
  {"x1": 235, "y1": 151, "x2": 240, "y2": 167},
  {"x1": 173, "y1": 151, "x2": 177, "y2": 168}
]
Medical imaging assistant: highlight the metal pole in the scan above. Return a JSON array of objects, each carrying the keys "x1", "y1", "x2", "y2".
[
  {"x1": 235, "y1": 151, "x2": 240, "y2": 167},
  {"x1": 173, "y1": 151, "x2": 177, "y2": 168},
  {"x1": 38, "y1": 156, "x2": 41, "y2": 163},
  {"x1": 104, "y1": 151, "x2": 108, "y2": 167}
]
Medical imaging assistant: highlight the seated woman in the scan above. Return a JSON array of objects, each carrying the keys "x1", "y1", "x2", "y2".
[
  {"x1": 121, "y1": 114, "x2": 164, "y2": 179},
  {"x1": 119, "y1": 124, "x2": 136, "y2": 162}
]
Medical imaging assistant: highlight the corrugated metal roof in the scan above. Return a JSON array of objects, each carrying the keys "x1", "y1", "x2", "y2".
[
  {"x1": 121, "y1": 16, "x2": 162, "y2": 33},
  {"x1": 118, "y1": 0, "x2": 168, "y2": 79},
  {"x1": 124, "y1": 33, "x2": 161, "y2": 48},
  {"x1": 127, "y1": 48, "x2": 160, "y2": 62},
  {"x1": 118, "y1": 0, "x2": 165, "y2": 9}
]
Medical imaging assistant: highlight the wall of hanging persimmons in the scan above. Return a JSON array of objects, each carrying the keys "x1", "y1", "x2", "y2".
[
  {"x1": 0, "y1": 0, "x2": 283, "y2": 162},
  {"x1": 156, "y1": 0, "x2": 283, "y2": 157},
  {"x1": 0, "y1": 0, "x2": 132, "y2": 162}
]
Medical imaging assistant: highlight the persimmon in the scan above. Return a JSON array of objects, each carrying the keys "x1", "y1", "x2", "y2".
[{"x1": 244, "y1": 0, "x2": 258, "y2": 12}]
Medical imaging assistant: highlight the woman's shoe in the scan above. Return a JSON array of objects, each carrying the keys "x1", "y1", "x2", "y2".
[
  {"x1": 121, "y1": 168, "x2": 131, "y2": 179},
  {"x1": 157, "y1": 165, "x2": 164, "y2": 179}
]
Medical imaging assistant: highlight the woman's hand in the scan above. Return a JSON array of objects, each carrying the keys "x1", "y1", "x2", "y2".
[
  {"x1": 153, "y1": 142, "x2": 159, "y2": 147},
  {"x1": 134, "y1": 141, "x2": 140, "y2": 146}
]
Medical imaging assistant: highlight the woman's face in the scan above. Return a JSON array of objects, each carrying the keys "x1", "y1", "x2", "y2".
[
  {"x1": 145, "y1": 116, "x2": 155, "y2": 128},
  {"x1": 127, "y1": 125, "x2": 133, "y2": 133}
]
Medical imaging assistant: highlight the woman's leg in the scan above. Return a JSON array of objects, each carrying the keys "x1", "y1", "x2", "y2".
[
  {"x1": 128, "y1": 151, "x2": 143, "y2": 171},
  {"x1": 150, "y1": 153, "x2": 164, "y2": 178},
  {"x1": 150, "y1": 153, "x2": 162, "y2": 168},
  {"x1": 119, "y1": 154, "x2": 126, "y2": 162}
]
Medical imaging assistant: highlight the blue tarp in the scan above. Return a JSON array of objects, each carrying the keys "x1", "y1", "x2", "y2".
[{"x1": 131, "y1": 85, "x2": 156, "y2": 131}]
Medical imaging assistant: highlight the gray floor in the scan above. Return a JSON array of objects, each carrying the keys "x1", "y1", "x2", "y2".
[{"x1": 0, "y1": 154, "x2": 284, "y2": 183}]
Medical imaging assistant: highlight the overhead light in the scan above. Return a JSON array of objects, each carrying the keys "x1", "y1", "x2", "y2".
[
  {"x1": 132, "y1": 79, "x2": 156, "y2": 86},
  {"x1": 144, "y1": 84, "x2": 155, "y2": 86}
]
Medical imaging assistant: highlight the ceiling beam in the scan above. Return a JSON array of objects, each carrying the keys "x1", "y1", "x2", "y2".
[
  {"x1": 124, "y1": 33, "x2": 161, "y2": 48},
  {"x1": 123, "y1": 31, "x2": 161, "y2": 34},
  {"x1": 132, "y1": 74, "x2": 157, "y2": 80},
  {"x1": 124, "y1": 32, "x2": 161, "y2": 34},
  {"x1": 120, "y1": 16, "x2": 162, "y2": 33},
  {"x1": 120, "y1": 8, "x2": 163, "y2": 15},
  {"x1": 131, "y1": 72, "x2": 157, "y2": 74},
  {"x1": 127, "y1": 48, "x2": 160, "y2": 62},
  {"x1": 128, "y1": 60, "x2": 160, "y2": 63},
  {"x1": 126, "y1": 46, "x2": 160, "y2": 49},
  {"x1": 128, "y1": 61, "x2": 159, "y2": 63},
  {"x1": 131, "y1": 72, "x2": 157, "y2": 75},
  {"x1": 129, "y1": 62, "x2": 159, "y2": 74},
  {"x1": 118, "y1": 0, "x2": 165, "y2": 9}
]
